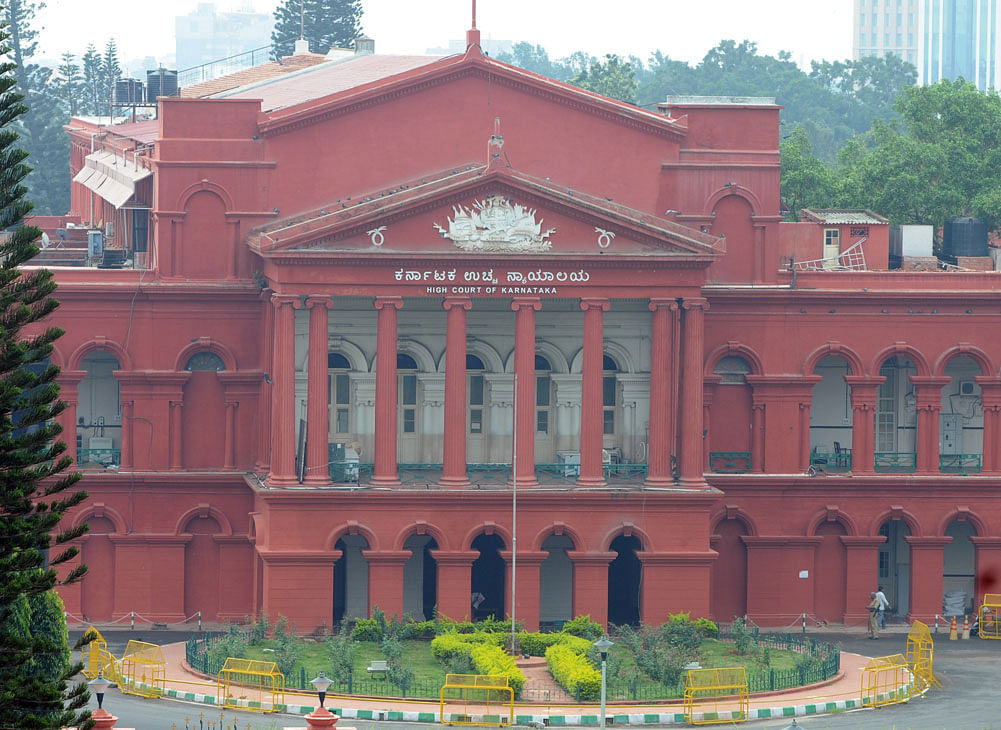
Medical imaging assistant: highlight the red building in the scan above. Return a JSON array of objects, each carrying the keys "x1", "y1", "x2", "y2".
[{"x1": 44, "y1": 29, "x2": 999, "y2": 632}]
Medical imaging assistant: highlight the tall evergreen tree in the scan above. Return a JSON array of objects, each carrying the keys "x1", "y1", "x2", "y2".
[
  {"x1": 52, "y1": 52, "x2": 82, "y2": 116},
  {"x1": 99, "y1": 39, "x2": 121, "y2": 118},
  {"x1": 0, "y1": 15, "x2": 91, "y2": 728},
  {"x1": 271, "y1": 0, "x2": 363, "y2": 59},
  {"x1": 80, "y1": 44, "x2": 100, "y2": 116}
]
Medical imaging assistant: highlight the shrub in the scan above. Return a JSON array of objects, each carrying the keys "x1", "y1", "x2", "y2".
[
  {"x1": 325, "y1": 634, "x2": 354, "y2": 683},
  {"x1": 381, "y1": 636, "x2": 403, "y2": 662},
  {"x1": 517, "y1": 631, "x2": 564, "y2": 656},
  {"x1": 351, "y1": 618, "x2": 382, "y2": 642},
  {"x1": 469, "y1": 643, "x2": 525, "y2": 694},
  {"x1": 430, "y1": 631, "x2": 504, "y2": 662},
  {"x1": 207, "y1": 629, "x2": 248, "y2": 670},
  {"x1": 445, "y1": 653, "x2": 475, "y2": 674},
  {"x1": 274, "y1": 614, "x2": 293, "y2": 643},
  {"x1": 250, "y1": 610, "x2": 270, "y2": 643},
  {"x1": 562, "y1": 615, "x2": 603, "y2": 640},
  {"x1": 401, "y1": 619, "x2": 436, "y2": 639},
  {"x1": 730, "y1": 617, "x2": 752, "y2": 654},
  {"x1": 546, "y1": 643, "x2": 601, "y2": 700},
  {"x1": 275, "y1": 640, "x2": 300, "y2": 679},
  {"x1": 693, "y1": 617, "x2": 718, "y2": 638}
]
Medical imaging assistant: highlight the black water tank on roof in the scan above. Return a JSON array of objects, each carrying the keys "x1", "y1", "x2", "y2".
[
  {"x1": 943, "y1": 217, "x2": 988, "y2": 257},
  {"x1": 146, "y1": 69, "x2": 179, "y2": 101},
  {"x1": 114, "y1": 78, "x2": 143, "y2": 104}
]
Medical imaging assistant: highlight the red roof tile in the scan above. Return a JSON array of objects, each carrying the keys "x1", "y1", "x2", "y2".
[{"x1": 180, "y1": 53, "x2": 329, "y2": 98}]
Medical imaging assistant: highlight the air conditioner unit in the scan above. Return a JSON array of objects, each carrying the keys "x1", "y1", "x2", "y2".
[
  {"x1": 959, "y1": 381, "x2": 976, "y2": 396},
  {"x1": 87, "y1": 230, "x2": 104, "y2": 258},
  {"x1": 104, "y1": 220, "x2": 114, "y2": 239}
]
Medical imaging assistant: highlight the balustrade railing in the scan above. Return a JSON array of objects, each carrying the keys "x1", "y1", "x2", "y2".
[
  {"x1": 939, "y1": 453, "x2": 982, "y2": 474},
  {"x1": 874, "y1": 452, "x2": 916, "y2": 473},
  {"x1": 709, "y1": 451, "x2": 752, "y2": 473},
  {"x1": 77, "y1": 448, "x2": 120, "y2": 468}
]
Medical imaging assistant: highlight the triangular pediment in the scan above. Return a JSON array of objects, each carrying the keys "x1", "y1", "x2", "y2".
[{"x1": 249, "y1": 166, "x2": 720, "y2": 263}]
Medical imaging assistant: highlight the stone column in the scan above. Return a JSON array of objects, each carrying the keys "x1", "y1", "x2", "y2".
[
  {"x1": 750, "y1": 401, "x2": 765, "y2": 473},
  {"x1": 971, "y1": 537, "x2": 1001, "y2": 608},
  {"x1": 905, "y1": 536, "x2": 951, "y2": 623},
  {"x1": 840, "y1": 536, "x2": 886, "y2": 625},
  {"x1": 501, "y1": 550, "x2": 548, "y2": 632},
  {"x1": 372, "y1": 297, "x2": 403, "y2": 487},
  {"x1": 256, "y1": 288, "x2": 275, "y2": 472},
  {"x1": 363, "y1": 550, "x2": 412, "y2": 618},
  {"x1": 679, "y1": 298, "x2": 708, "y2": 488},
  {"x1": 645, "y1": 299, "x2": 676, "y2": 486},
  {"x1": 511, "y1": 298, "x2": 540, "y2": 487},
  {"x1": 268, "y1": 294, "x2": 301, "y2": 487},
  {"x1": 567, "y1": 551, "x2": 616, "y2": 627},
  {"x1": 304, "y1": 296, "x2": 332, "y2": 486},
  {"x1": 912, "y1": 376, "x2": 950, "y2": 474},
  {"x1": 431, "y1": 550, "x2": 479, "y2": 620},
  {"x1": 578, "y1": 298, "x2": 609, "y2": 487},
  {"x1": 976, "y1": 378, "x2": 1001, "y2": 473},
  {"x1": 799, "y1": 402, "x2": 812, "y2": 472},
  {"x1": 119, "y1": 399, "x2": 134, "y2": 470},
  {"x1": 223, "y1": 401, "x2": 237, "y2": 469},
  {"x1": 57, "y1": 370, "x2": 85, "y2": 466},
  {"x1": 845, "y1": 376, "x2": 883, "y2": 474},
  {"x1": 441, "y1": 298, "x2": 472, "y2": 487}
]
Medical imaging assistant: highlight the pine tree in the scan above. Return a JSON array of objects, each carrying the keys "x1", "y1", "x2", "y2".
[
  {"x1": 0, "y1": 16, "x2": 91, "y2": 729},
  {"x1": 99, "y1": 39, "x2": 121, "y2": 118},
  {"x1": 80, "y1": 44, "x2": 100, "y2": 115},
  {"x1": 53, "y1": 52, "x2": 82, "y2": 116},
  {"x1": 271, "y1": 0, "x2": 363, "y2": 59}
]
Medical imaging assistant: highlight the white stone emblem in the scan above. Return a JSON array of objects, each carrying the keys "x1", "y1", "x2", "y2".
[
  {"x1": 367, "y1": 226, "x2": 387, "y2": 246},
  {"x1": 433, "y1": 196, "x2": 556, "y2": 252}
]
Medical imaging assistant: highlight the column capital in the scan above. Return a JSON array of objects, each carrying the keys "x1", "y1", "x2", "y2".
[
  {"x1": 374, "y1": 296, "x2": 403, "y2": 310},
  {"x1": 648, "y1": 297, "x2": 679, "y2": 312},
  {"x1": 443, "y1": 297, "x2": 472, "y2": 311},
  {"x1": 271, "y1": 292, "x2": 302, "y2": 308},
  {"x1": 305, "y1": 295, "x2": 332, "y2": 309},
  {"x1": 681, "y1": 297, "x2": 709, "y2": 311},
  {"x1": 579, "y1": 297, "x2": 610, "y2": 312},
  {"x1": 511, "y1": 297, "x2": 541, "y2": 311}
]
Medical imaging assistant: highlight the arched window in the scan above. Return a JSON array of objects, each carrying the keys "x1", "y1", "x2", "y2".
[
  {"x1": 184, "y1": 351, "x2": 225, "y2": 371},
  {"x1": 714, "y1": 355, "x2": 750, "y2": 384},
  {"x1": 467, "y1": 354, "x2": 486, "y2": 435},
  {"x1": 603, "y1": 354, "x2": 619, "y2": 436},
  {"x1": 398, "y1": 353, "x2": 419, "y2": 436},
  {"x1": 328, "y1": 352, "x2": 353, "y2": 437},
  {"x1": 536, "y1": 355, "x2": 552, "y2": 436}
]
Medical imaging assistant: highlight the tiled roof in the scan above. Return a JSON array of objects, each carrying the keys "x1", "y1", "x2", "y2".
[
  {"x1": 105, "y1": 120, "x2": 158, "y2": 144},
  {"x1": 180, "y1": 53, "x2": 329, "y2": 98},
  {"x1": 801, "y1": 209, "x2": 889, "y2": 225},
  {"x1": 217, "y1": 53, "x2": 445, "y2": 111}
]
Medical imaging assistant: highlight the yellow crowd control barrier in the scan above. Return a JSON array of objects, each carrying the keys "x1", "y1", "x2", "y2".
[
  {"x1": 217, "y1": 658, "x2": 285, "y2": 713},
  {"x1": 683, "y1": 667, "x2": 749, "y2": 725},
  {"x1": 860, "y1": 654, "x2": 912, "y2": 708},
  {"x1": 118, "y1": 640, "x2": 166, "y2": 698},
  {"x1": 80, "y1": 627, "x2": 119, "y2": 684},
  {"x1": 440, "y1": 674, "x2": 513, "y2": 726},
  {"x1": 905, "y1": 620, "x2": 940, "y2": 691},
  {"x1": 978, "y1": 594, "x2": 1001, "y2": 639}
]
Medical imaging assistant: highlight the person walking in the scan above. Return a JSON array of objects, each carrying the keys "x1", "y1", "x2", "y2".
[
  {"x1": 867, "y1": 592, "x2": 881, "y2": 639},
  {"x1": 875, "y1": 586, "x2": 889, "y2": 629}
]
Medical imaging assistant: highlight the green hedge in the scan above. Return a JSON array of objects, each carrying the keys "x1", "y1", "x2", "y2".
[
  {"x1": 518, "y1": 631, "x2": 594, "y2": 656},
  {"x1": 545, "y1": 642, "x2": 601, "y2": 701},
  {"x1": 469, "y1": 643, "x2": 526, "y2": 694},
  {"x1": 430, "y1": 631, "x2": 504, "y2": 662}
]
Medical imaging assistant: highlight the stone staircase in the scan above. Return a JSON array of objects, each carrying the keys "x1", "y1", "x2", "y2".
[{"x1": 517, "y1": 656, "x2": 575, "y2": 704}]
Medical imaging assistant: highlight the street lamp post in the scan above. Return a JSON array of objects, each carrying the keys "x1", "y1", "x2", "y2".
[
  {"x1": 594, "y1": 635, "x2": 614, "y2": 730},
  {"x1": 306, "y1": 672, "x2": 339, "y2": 730},
  {"x1": 88, "y1": 673, "x2": 118, "y2": 730}
]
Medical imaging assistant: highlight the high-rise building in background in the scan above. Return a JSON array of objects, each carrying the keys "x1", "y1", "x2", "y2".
[
  {"x1": 853, "y1": 0, "x2": 920, "y2": 66},
  {"x1": 175, "y1": 2, "x2": 272, "y2": 71},
  {"x1": 854, "y1": 0, "x2": 1000, "y2": 91}
]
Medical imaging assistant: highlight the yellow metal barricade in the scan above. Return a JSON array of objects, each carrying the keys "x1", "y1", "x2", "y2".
[
  {"x1": 217, "y1": 658, "x2": 285, "y2": 713},
  {"x1": 440, "y1": 673, "x2": 514, "y2": 726},
  {"x1": 80, "y1": 627, "x2": 119, "y2": 684},
  {"x1": 978, "y1": 594, "x2": 1001, "y2": 639},
  {"x1": 860, "y1": 654, "x2": 912, "y2": 708},
  {"x1": 905, "y1": 620, "x2": 940, "y2": 691},
  {"x1": 683, "y1": 667, "x2": 748, "y2": 725},
  {"x1": 118, "y1": 640, "x2": 166, "y2": 698}
]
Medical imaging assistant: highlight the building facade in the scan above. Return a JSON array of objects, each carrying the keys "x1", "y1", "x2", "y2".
[
  {"x1": 854, "y1": 0, "x2": 920, "y2": 65},
  {"x1": 47, "y1": 31, "x2": 1001, "y2": 633}
]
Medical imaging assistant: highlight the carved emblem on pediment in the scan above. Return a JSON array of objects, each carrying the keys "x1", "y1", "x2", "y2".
[{"x1": 433, "y1": 195, "x2": 556, "y2": 252}]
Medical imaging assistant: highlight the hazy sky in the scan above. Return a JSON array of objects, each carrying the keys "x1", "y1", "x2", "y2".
[{"x1": 35, "y1": 0, "x2": 853, "y2": 69}]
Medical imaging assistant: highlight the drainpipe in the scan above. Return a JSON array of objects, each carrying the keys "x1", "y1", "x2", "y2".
[{"x1": 89, "y1": 133, "x2": 98, "y2": 226}]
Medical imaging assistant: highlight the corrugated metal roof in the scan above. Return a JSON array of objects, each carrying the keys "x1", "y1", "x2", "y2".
[
  {"x1": 217, "y1": 53, "x2": 445, "y2": 111},
  {"x1": 180, "y1": 53, "x2": 328, "y2": 98},
  {"x1": 801, "y1": 209, "x2": 889, "y2": 224}
]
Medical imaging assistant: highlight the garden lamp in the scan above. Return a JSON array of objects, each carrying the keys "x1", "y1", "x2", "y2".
[
  {"x1": 88, "y1": 672, "x2": 112, "y2": 709},
  {"x1": 593, "y1": 636, "x2": 614, "y2": 730},
  {"x1": 311, "y1": 672, "x2": 332, "y2": 708}
]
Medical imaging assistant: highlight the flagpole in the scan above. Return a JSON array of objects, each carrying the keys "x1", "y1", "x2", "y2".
[{"x1": 511, "y1": 372, "x2": 517, "y2": 652}]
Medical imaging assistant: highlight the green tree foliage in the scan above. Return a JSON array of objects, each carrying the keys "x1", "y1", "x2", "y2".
[
  {"x1": 271, "y1": 0, "x2": 363, "y2": 59},
  {"x1": 780, "y1": 126, "x2": 839, "y2": 220},
  {"x1": 51, "y1": 53, "x2": 82, "y2": 116},
  {"x1": 0, "y1": 15, "x2": 91, "y2": 727},
  {"x1": 98, "y1": 39, "x2": 121, "y2": 118},
  {"x1": 569, "y1": 54, "x2": 637, "y2": 104},
  {"x1": 80, "y1": 44, "x2": 101, "y2": 115}
]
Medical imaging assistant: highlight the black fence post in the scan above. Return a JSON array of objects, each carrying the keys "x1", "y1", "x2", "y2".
[
  {"x1": 575, "y1": 681, "x2": 581, "y2": 703},
  {"x1": 631, "y1": 676, "x2": 637, "y2": 701},
  {"x1": 348, "y1": 670, "x2": 353, "y2": 694},
  {"x1": 770, "y1": 668, "x2": 775, "y2": 691},
  {"x1": 300, "y1": 666, "x2": 306, "y2": 689}
]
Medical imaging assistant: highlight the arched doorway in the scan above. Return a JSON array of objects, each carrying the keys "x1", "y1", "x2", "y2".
[
  {"x1": 711, "y1": 519, "x2": 748, "y2": 622},
  {"x1": 709, "y1": 356, "x2": 753, "y2": 473},
  {"x1": 809, "y1": 355, "x2": 853, "y2": 472},
  {"x1": 608, "y1": 535, "x2": 641, "y2": 625},
  {"x1": 813, "y1": 521, "x2": 848, "y2": 623},
  {"x1": 876, "y1": 357, "x2": 917, "y2": 472},
  {"x1": 539, "y1": 534, "x2": 574, "y2": 627},
  {"x1": 471, "y1": 533, "x2": 505, "y2": 620},
  {"x1": 183, "y1": 514, "x2": 222, "y2": 621},
  {"x1": 333, "y1": 534, "x2": 370, "y2": 625},
  {"x1": 78, "y1": 352, "x2": 121, "y2": 467},
  {"x1": 81, "y1": 516, "x2": 117, "y2": 621},
  {"x1": 183, "y1": 351, "x2": 226, "y2": 468},
  {"x1": 940, "y1": 356, "x2": 984, "y2": 473},
  {"x1": 944, "y1": 520, "x2": 977, "y2": 617},
  {"x1": 402, "y1": 534, "x2": 438, "y2": 620},
  {"x1": 878, "y1": 519, "x2": 911, "y2": 617}
]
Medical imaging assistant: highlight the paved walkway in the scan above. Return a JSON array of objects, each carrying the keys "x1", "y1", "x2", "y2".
[{"x1": 147, "y1": 640, "x2": 882, "y2": 725}]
